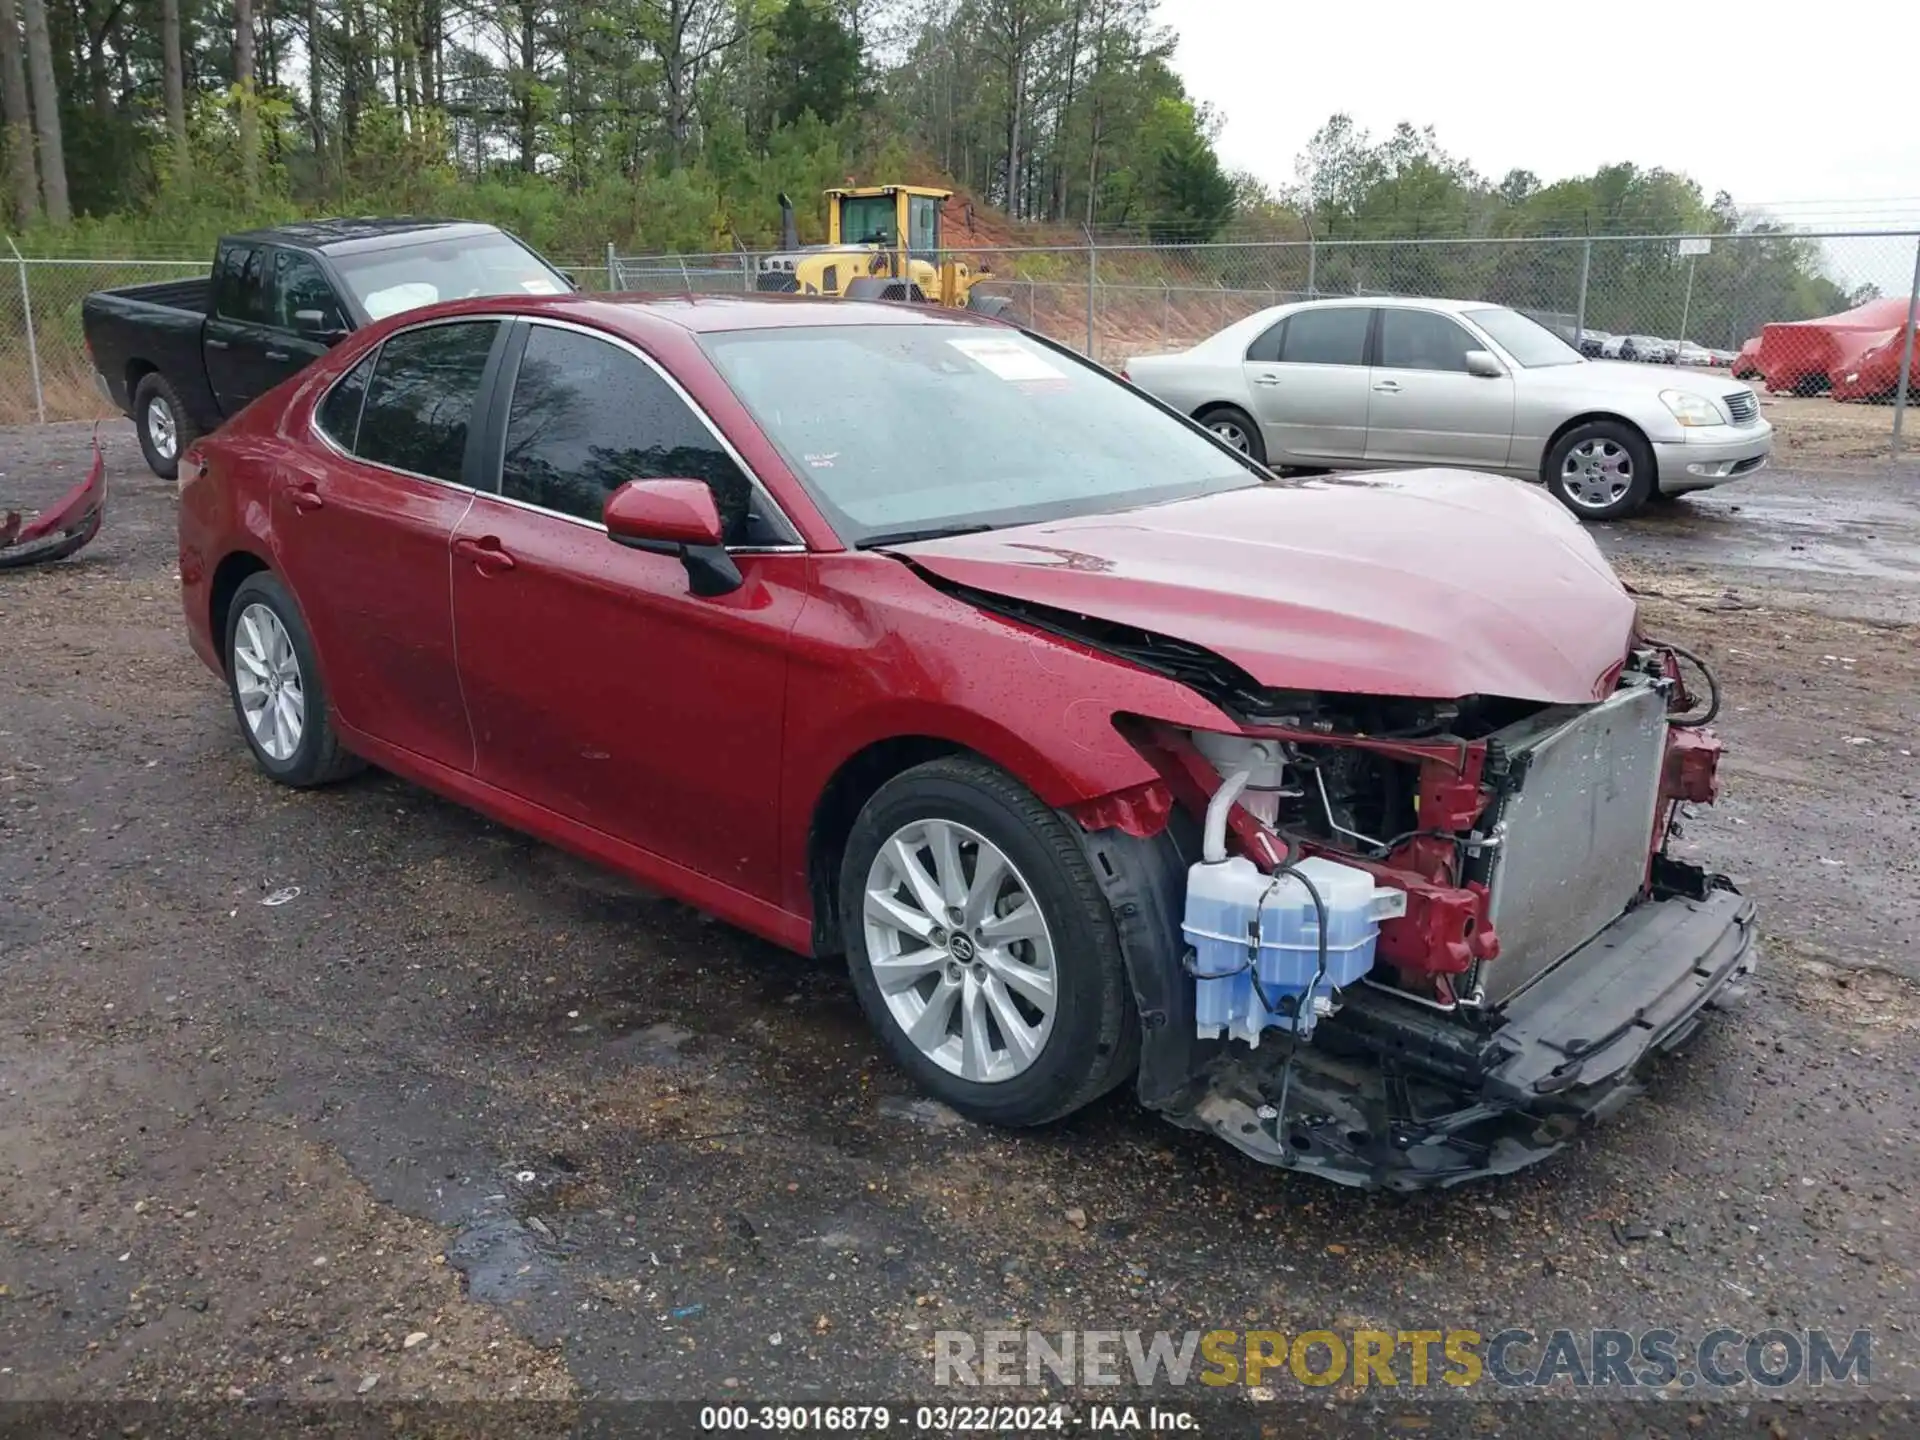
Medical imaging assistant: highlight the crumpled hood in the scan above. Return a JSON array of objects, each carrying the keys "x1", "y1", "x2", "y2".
[{"x1": 892, "y1": 469, "x2": 1635, "y2": 704}]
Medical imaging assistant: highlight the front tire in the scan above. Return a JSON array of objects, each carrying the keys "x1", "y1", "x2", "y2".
[
  {"x1": 839, "y1": 757, "x2": 1137, "y2": 1127},
  {"x1": 1544, "y1": 420, "x2": 1654, "y2": 521},
  {"x1": 1195, "y1": 404, "x2": 1268, "y2": 466},
  {"x1": 132, "y1": 372, "x2": 199, "y2": 481},
  {"x1": 224, "y1": 572, "x2": 363, "y2": 787}
]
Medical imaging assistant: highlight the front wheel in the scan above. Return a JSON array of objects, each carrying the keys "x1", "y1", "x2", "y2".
[
  {"x1": 132, "y1": 372, "x2": 199, "y2": 481},
  {"x1": 1544, "y1": 420, "x2": 1654, "y2": 521},
  {"x1": 839, "y1": 757, "x2": 1138, "y2": 1127},
  {"x1": 1195, "y1": 404, "x2": 1268, "y2": 466}
]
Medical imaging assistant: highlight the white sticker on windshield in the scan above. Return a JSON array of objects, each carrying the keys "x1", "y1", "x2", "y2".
[
  {"x1": 521, "y1": 278, "x2": 561, "y2": 294},
  {"x1": 362, "y1": 282, "x2": 440, "y2": 319},
  {"x1": 949, "y1": 335, "x2": 1067, "y2": 383}
]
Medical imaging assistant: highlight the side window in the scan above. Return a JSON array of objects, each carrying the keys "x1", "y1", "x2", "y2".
[
  {"x1": 212, "y1": 243, "x2": 267, "y2": 323},
  {"x1": 1245, "y1": 318, "x2": 1288, "y2": 364},
  {"x1": 316, "y1": 350, "x2": 376, "y2": 450},
  {"x1": 1379, "y1": 309, "x2": 1477, "y2": 373},
  {"x1": 1278, "y1": 307, "x2": 1369, "y2": 366},
  {"x1": 354, "y1": 322, "x2": 499, "y2": 483},
  {"x1": 501, "y1": 325, "x2": 770, "y2": 546},
  {"x1": 275, "y1": 250, "x2": 345, "y2": 331}
]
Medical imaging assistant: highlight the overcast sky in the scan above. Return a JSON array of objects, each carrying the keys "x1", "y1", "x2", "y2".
[{"x1": 1157, "y1": 0, "x2": 1920, "y2": 232}]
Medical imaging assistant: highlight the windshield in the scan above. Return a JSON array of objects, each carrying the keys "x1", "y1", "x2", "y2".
[
  {"x1": 1464, "y1": 307, "x2": 1584, "y2": 368},
  {"x1": 701, "y1": 324, "x2": 1260, "y2": 545},
  {"x1": 839, "y1": 196, "x2": 896, "y2": 245},
  {"x1": 332, "y1": 233, "x2": 569, "y2": 321}
]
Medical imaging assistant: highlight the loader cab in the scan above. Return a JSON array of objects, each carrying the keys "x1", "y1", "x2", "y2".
[{"x1": 826, "y1": 185, "x2": 948, "y2": 265}]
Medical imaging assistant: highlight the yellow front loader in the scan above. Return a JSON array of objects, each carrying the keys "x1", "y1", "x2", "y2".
[{"x1": 755, "y1": 185, "x2": 1011, "y2": 316}]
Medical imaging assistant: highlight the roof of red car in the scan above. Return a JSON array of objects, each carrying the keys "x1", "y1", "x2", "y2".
[{"x1": 526, "y1": 292, "x2": 1002, "y2": 335}]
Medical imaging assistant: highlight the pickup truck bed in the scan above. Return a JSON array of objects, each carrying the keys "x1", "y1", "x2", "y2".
[{"x1": 83, "y1": 279, "x2": 221, "y2": 434}]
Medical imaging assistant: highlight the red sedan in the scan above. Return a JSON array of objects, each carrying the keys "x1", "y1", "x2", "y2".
[{"x1": 177, "y1": 293, "x2": 1755, "y2": 1189}]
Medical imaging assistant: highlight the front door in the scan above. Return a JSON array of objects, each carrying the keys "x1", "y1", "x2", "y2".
[
  {"x1": 450, "y1": 319, "x2": 806, "y2": 899},
  {"x1": 1243, "y1": 305, "x2": 1372, "y2": 463},
  {"x1": 270, "y1": 318, "x2": 505, "y2": 772},
  {"x1": 1364, "y1": 308, "x2": 1516, "y2": 467}
]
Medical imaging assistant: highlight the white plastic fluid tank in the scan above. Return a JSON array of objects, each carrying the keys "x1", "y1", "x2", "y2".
[{"x1": 1181, "y1": 855, "x2": 1263, "y2": 1040}]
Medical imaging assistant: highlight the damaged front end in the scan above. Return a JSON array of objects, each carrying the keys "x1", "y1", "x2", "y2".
[
  {"x1": 1, "y1": 430, "x2": 105, "y2": 570},
  {"x1": 1066, "y1": 630, "x2": 1757, "y2": 1190}
]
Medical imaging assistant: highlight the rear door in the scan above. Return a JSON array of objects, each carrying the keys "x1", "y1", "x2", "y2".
[
  {"x1": 449, "y1": 319, "x2": 807, "y2": 898},
  {"x1": 1242, "y1": 306, "x2": 1372, "y2": 462},
  {"x1": 204, "y1": 241, "x2": 275, "y2": 416},
  {"x1": 271, "y1": 318, "x2": 506, "y2": 772},
  {"x1": 1364, "y1": 307, "x2": 1516, "y2": 467}
]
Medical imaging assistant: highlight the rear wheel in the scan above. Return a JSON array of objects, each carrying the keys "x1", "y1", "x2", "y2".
[
  {"x1": 133, "y1": 372, "x2": 199, "y2": 481},
  {"x1": 839, "y1": 757, "x2": 1137, "y2": 1127},
  {"x1": 1544, "y1": 420, "x2": 1654, "y2": 521},
  {"x1": 224, "y1": 571, "x2": 363, "y2": 787},
  {"x1": 1196, "y1": 405, "x2": 1267, "y2": 466}
]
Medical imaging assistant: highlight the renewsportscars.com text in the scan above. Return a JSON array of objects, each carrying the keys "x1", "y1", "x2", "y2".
[{"x1": 934, "y1": 1328, "x2": 1872, "y2": 1390}]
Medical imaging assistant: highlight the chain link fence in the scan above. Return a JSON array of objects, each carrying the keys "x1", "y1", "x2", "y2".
[
  {"x1": 5, "y1": 231, "x2": 1914, "y2": 462},
  {"x1": 615, "y1": 229, "x2": 1920, "y2": 462}
]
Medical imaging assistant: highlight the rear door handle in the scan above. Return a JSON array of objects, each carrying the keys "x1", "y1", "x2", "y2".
[
  {"x1": 1372, "y1": 380, "x2": 1402, "y2": 393},
  {"x1": 289, "y1": 484, "x2": 323, "y2": 512},
  {"x1": 206, "y1": 338, "x2": 231, "y2": 350},
  {"x1": 1253, "y1": 372, "x2": 1282, "y2": 387},
  {"x1": 264, "y1": 349, "x2": 290, "y2": 362},
  {"x1": 453, "y1": 535, "x2": 516, "y2": 574}
]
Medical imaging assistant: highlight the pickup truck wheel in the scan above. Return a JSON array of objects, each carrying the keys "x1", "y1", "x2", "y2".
[
  {"x1": 1544, "y1": 420, "x2": 1654, "y2": 521},
  {"x1": 133, "y1": 373, "x2": 199, "y2": 481},
  {"x1": 224, "y1": 572, "x2": 363, "y2": 787},
  {"x1": 839, "y1": 757, "x2": 1137, "y2": 1127}
]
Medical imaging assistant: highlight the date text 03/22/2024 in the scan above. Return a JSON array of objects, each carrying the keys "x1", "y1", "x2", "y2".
[{"x1": 696, "y1": 1404, "x2": 1177, "y2": 1433}]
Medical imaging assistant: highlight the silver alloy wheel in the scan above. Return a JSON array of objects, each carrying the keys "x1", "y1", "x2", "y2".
[
  {"x1": 1208, "y1": 418, "x2": 1251, "y2": 453},
  {"x1": 232, "y1": 602, "x2": 305, "y2": 762},
  {"x1": 146, "y1": 395, "x2": 178, "y2": 461},
  {"x1": 861, "y1": 818, "x2": 1057, "y2": 1084},
  {"x1": 1561, "y1": 438, "x2": 1633, "y2": 510}
]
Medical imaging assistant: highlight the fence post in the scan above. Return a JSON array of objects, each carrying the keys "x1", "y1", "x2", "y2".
[
  {"x1": 605, "y1": 240, "x2": 617, "y2": 291},
  {"x1": 1893, "y1": 234, "x2": 1920, "y2": 460},
  {"x1": 1084, "y1": 227, "x2": 1097, "y2": 360},
  {"x1": 1305, "y1": 219, "x2": 1317, "y2": 299},
  {"x1": 1574, "y1": 237, "x2": 1592, "y2": 343},
  {"x1": 9, "y1": 239, "x2": 44, "y2": 424}
]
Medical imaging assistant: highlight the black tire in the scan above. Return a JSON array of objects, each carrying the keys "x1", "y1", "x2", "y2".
[
  {"x1": 223, "y1": 571, "x2": 364, "y2": 787},
  {"x1": 1543, "y1": 419, "x2": 1655, "y2": 521},
  {"x1": 132, "y1": 371, "x2": 200, "y2": 481},
  {"x1": 966, "y1": 292, "x2": 1014, "y2": 319},
  {"x1": 839, "y1": 756, "x2": 1138, "y2": 1128},
  {"x1": 1195, "y1": 404, "x2": 1267, "y2": 466}
]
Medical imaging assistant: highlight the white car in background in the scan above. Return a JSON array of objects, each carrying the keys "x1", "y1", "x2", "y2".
[{"x1": 1123, "y1": 298, "x2": 1773, "y2": 520}]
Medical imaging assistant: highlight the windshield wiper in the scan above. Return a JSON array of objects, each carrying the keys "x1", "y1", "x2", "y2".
[{"x1": 860, "y1": 522, "x2": 999, "y2": 549}]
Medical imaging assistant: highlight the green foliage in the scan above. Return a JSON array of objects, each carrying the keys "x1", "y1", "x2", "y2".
[{"x1": 767, "y1": 1, "x2": 865, "y2": 130}]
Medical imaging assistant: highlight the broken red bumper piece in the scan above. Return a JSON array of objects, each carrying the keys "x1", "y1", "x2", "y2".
[{"x1": 0, "y1": 429, "x2": 106, "y2": 569}]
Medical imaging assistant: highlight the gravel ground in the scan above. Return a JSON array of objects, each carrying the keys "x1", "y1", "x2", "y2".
[{"x1": 2, "y1": 422, "x2": 1918, "y2": 1433}]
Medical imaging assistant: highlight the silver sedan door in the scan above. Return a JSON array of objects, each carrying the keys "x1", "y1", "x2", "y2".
[
  {"x1": 1242, "y1": 306, "x2": 1372, "y2": 462},
  {"x1": 1364, "y1": 308, "x2": 1516, "y2": 467}
]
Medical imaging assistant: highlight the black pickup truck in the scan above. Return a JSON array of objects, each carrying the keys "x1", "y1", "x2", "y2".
[{"x1": 83, "y1": 218, "x2": 573, "y2": 478}]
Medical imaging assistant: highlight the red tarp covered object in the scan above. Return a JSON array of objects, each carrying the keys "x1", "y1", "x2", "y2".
[
  {"x1": 1751, "y1": 296, "x2": 1918, "y2": 398},
  {"x1": 0, "y1": 428, "x2": 105, "y2": 569}
]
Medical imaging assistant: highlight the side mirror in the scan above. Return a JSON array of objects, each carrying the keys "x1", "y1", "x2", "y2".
[
  {"x1": 294, "y1": 309, "x2": 348, "y2": 343},
  {"x1": 603, "y1": 479, "x2": 741, "y2": 597},
  {"x1": 1463, "y1": 349, "x2": 1505, "y2": 379}
]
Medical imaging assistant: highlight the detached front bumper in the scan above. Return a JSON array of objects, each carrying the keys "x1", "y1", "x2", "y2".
[
  {"x1": 1161, "y1": 882, "x2": 1757, "y2": 1190},
  {"x1": 1653, "y1": 423, "x2": 1773, "y2": 494}
]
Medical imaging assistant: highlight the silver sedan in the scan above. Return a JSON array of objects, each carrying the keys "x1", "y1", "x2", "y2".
[{"x1": 1123, "y1": 297, "x2": 1772, "y2": 520}]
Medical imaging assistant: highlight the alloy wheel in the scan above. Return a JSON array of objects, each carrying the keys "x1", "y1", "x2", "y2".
[
  {"x1": 1561, "y1": 438, "x2": 1634, "y2": 511},
  {"x1": 1208, "y1": 419, "x2": 1251, "y2": 453},
  {"x1": 232, "y1": 602, "x2": 306, "y2": 761},
  {"x1": 146, "y1": 396, "x2": 178, "y2": 461},
  {"x1": 860, "y1": 818, "x2": 1057, "y2": 1084}
]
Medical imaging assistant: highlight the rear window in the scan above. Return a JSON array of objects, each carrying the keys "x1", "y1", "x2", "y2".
[
  {"x1": 315, "y1": 351, "x2": 375, "y2": 449},
  {"x1": 1279, "y1": 308, "x2": 1369, "y2": 366},
  {"x1": 350, "y1": 321, "x2": 500, "y2": 483}
]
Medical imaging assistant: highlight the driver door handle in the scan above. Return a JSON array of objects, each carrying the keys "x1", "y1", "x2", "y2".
[
  {"x1": 453, "y1": 535, "x2": 516, "y2": 575},
  {"x1": 1373, "y1": 380, "x2": 1403, "y2": 393}
]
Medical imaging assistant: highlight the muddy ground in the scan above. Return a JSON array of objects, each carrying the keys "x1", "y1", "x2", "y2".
[{"x1": 2, "y1": 423, "x2": 1918, "y2": 1433}]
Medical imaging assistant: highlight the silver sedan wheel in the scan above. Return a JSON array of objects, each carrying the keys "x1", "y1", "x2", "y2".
[
  {"x1": 861, "y1": 818, "x2": 1057, "y2": 1084},
  {"x1": 1561, "y1": 438, "x2": 1634, "y2": 510},
  {"x1": 1208, "y1": 418, "x2": 1252, "y2": 453},
  {"x1": 146, "y1": 395, "x2": 178, "y2": 461},
  {"x1": 232, "y1": 602, "x2": 305, "y2": 762}
]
